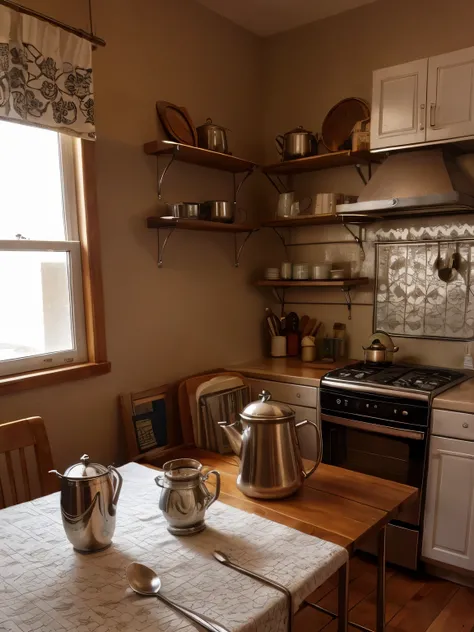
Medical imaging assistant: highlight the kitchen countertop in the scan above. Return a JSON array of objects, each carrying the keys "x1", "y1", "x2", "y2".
[
  {"x1": 226, "y1": 357, "x2": 350, "y2": 388},
  {"x1": 228, "y1": 358, "x2": 474, "y2": 414},
  {"x1": 432, "y1": 378, "x2": 474, "y2": 414}
]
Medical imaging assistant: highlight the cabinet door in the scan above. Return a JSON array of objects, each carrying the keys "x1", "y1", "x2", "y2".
[
  {"x1": 422, "y1": 435, "x2": 474, "y2": 571},
  {"x1": 426, "y1": 46, "x2": 474, "y2": 142},
  {"x1": 371, "y1": 59, "x2": 428, "y2": 150}
]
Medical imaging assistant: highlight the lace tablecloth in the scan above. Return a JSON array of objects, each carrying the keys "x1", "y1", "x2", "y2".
[{"x1": 0, "y1": 462, "x2": 347, "y2": 632}]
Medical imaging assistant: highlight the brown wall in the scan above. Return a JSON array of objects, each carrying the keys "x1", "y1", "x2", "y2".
[
  {"x1": 262, "y1": 0, "x2": 474, "y2": 366},
  {"x1": 1, "y1": 0, "x2": 271, "y2": 469}
]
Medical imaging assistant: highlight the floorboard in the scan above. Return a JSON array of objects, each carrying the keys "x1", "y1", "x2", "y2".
[{"x1": 295, "y1": 556, "x2": 466, "y2": 632}]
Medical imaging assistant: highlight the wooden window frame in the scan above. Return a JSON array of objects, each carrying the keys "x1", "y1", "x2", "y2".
[{"x1": 0, "y1": 140, "x2": 110, "y2": 396}]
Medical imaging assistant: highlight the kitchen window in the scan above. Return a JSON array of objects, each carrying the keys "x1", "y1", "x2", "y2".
[{"x1": 0, "y1": 120, "x2": 109, "y2": 393}]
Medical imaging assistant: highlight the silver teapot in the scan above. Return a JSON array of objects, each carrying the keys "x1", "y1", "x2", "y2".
[
  {"x1": 50, "y1": 454, "x2": 123, "y2": 553},
  {"x1": 219, "y1": 390, "x2": 322, "y2": 499},
  {"x1": 155, "y1": 458, "x2": 221, "y2": 536}
]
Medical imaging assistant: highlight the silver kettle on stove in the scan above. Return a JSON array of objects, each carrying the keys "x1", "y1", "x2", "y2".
[
  {"x1": 219, "y1": 390, "x2": 322, "y2": 499},
  {"x1": 50, "y1": 454, "x2": 123, "y2": 553}
]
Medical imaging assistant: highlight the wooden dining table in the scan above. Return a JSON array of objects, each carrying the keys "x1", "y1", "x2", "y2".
[{"x1": 151, "y1": 447, "x2": 418, "y2": 632}]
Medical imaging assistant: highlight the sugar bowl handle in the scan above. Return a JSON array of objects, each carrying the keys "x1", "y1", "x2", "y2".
[
  {"x1": 295, "y1": 419, "x2": 322, "y2": 479},
  {"x1": 202, "y1": 469, "x2": 221, "y2": 507}
]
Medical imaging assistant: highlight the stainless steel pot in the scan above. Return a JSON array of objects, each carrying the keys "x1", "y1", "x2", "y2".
[
  {"x1": 275, "y1": 126, "x2": 318, "y2": 161},
  {"x1": 219, "y1": 390, "x2": 322, "y2": 499},
  {"x1": 201, "y1": 200, "x2": 234, "y2": 223},
  {"x1": 155, "y1": 458, "x2": 220, "y2": 535},
  {"x1": 197, "y1": 118, "x2": 229, "y2": 153},
  {"x1": 166, "y1": 202, "x2": 200, "y2": 219},
  {"x1": 363, "y1": 339, "x2": 399, "y2": 364},
  {"x1": 50, "y1": 454, "x2": 123, "y2": 553}
]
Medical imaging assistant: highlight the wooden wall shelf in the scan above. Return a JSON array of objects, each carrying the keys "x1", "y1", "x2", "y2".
[
  {"x1": 263, "y1": 214, "x2": 373, "y2": 228},
  {"x1": 147, "y1": 217, "x2": 257, "y2": 233},
  {"x1": 262, "y1": 150, "x2": 377, "y2": 175},
  {"x1": 143, "y1": 140, "x2": 256, "y2": 173},
  {"x1": 255, "y1": 278, "x2": 369, "y2": 289}
]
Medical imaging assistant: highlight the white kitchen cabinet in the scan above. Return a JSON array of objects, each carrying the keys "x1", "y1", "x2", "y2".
[
  {"x1": 426, "y1": 47, "x2": 474, "y2": 142},
  {"x1": 423, "y1": 434, "x2": 474, "y2": 571},
  {"x1": 371, "y1": 45, "x2": 474, "y2": 150},
  {"x1": 371, "y1": 58, "x2": 428, "y2": 150}
]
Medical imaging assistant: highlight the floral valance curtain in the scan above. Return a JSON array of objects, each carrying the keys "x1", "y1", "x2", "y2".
[{"x1": 0, "y1": 5, "x2": 95, "y2": 139}]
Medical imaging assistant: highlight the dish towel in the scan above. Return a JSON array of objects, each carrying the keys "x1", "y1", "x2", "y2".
[{"x1": 0, "y1": 461, "x2": 347, "y2": 632}]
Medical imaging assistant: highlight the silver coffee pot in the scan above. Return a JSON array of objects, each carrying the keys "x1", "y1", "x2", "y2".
[
  {"x1": 219, "y1": 390, "x2": 322, "y2": 499},
  {"x1": 50, "y1": 454, "x2": 123, "y2": 553},
  {"x1": 155, "y1": 458, "x2": 221, "y2": 536}
]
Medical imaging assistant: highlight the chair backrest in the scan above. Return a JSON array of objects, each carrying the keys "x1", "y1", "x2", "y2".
[{"x1": 0, "y1": 416, "x2": 58, "y2": 508}]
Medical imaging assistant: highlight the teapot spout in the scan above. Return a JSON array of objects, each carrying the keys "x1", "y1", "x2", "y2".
[{"x1": 218, "y1": 420, "x2": 243, "y2": 456}]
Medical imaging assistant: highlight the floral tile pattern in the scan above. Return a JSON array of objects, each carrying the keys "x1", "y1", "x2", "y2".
[{"x1": 375, "y1": 241, "x2": 474, "y2": 340}]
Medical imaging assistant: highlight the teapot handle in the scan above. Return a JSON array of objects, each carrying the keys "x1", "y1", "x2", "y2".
[
  {"x1": 295, "y1": 420, "x2": 322, "y2": 479},
  {"x1": 202, "y1": 469, "x2": 221, "y2": 507},
  {"x1": 108, "y1": 466, "x2": 123, "y2": 505}
]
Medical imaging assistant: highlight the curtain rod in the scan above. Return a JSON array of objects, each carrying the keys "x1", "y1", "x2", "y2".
[{"x1": 0, "y1": 0, "x2": 106, "y2": 47}]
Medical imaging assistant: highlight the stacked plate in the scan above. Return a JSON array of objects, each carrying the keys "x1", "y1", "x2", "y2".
[{"x1": 264, "y1": 267, "x2": 280, "y2": 280}]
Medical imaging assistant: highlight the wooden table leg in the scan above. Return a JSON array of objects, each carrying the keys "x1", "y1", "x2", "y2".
[
  {"x1": 376, "y1": 526, "x2": 386, "y2": 632},
  {"x1": 338, "y1": 560, "x2": 349, "y2": 632}
]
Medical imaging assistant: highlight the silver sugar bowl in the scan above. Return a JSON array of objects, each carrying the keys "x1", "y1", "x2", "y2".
[
  {"x1": 50, "y1": 454, "x2": 123, "y2": 553},
  {"x1": 155, "y1": 458, "x2": 221, "y2": 535}
]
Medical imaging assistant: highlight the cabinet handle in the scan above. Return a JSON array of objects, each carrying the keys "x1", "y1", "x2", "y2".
[
  {"x1": 420, "y1": 103, "x2": 425, "y2": 131},
  {"x1": 296, "y1": 393, "x2": 301, "y2": 398},
  {"x1": 463, "y1": 422, "x2": 469, "y2": 428},
  {"x1": 430, "y1": 103, "x2": 436, "y2": 128}
]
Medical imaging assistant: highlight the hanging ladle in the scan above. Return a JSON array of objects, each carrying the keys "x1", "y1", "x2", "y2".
[{"x1": 437, "y1": 244, "x2": 461, "y2": 283}]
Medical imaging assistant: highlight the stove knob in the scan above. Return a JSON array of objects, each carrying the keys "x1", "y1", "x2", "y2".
[
  {"x1": 402, "y1": 410, "x2": 409, "y2": 416},
  {"x1": 394, "y1": 409, "x2": 398, "y2": 414},
  {"x1": 373, "y1": 404, "x2": 378, "y2": 409},
  {"x1": 366, "y1": 403, "x2": 370, "y2": 408},
  {"x1": 336, "y1": 398, "x2": 342, "y2": 405}
]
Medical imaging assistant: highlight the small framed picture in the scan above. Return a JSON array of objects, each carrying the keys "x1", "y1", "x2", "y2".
[{"x1": 120, "y1": 384, "x2": 175, "y2": 461}]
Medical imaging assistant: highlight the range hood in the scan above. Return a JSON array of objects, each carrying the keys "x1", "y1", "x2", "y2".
[{"x1": 337, "y1": 149, "x2": 474, "y2": 217}]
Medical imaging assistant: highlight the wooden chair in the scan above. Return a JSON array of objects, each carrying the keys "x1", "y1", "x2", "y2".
[{"x1": 0, "y1": 416, "x2": 58, "y2": 508}]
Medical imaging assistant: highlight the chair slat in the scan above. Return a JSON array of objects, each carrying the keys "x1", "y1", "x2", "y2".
[
  {"x1": 19, "y1": 447, "x2": 31, "y2": 501},
  {"x1": 5, "y1": 451, "x2": 17, "y2": 505}
]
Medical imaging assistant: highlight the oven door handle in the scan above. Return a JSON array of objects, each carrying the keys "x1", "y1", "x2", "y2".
[{"x1": 321, "y1": 414, "x2": 425, "y2": 440}]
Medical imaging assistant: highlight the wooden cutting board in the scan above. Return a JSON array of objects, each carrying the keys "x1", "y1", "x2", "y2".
[{"x1": 156, "y1": 101, "x2": 198, "y2": 146}]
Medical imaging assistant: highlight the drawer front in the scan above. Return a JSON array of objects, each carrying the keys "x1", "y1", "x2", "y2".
[
  {"x1": 432, "y1": 409, "x2": 474, "y2": 441},
  {"x1": 247, "y1": 378, "x2": 318, "y2": 409}
]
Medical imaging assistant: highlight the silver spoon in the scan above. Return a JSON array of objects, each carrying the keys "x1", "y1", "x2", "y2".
[
  {"x1": 126, "y1": 562, "x2": 230, "y2": 632},
  {"x1": 213, "y1": 551, "x2": 292, "y2": 631}
]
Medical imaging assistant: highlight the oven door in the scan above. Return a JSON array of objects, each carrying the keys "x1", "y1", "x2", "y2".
[{"x1": 321, "y1": 413, "x2": 425, "y2": 526}]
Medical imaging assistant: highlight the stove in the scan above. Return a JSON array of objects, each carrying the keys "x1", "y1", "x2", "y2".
[
  {"x1": 319, "y1": 362, "x2": 472, "y2": 570},
  {"x1": 321, "y1": 362, "x2": 471, "y2": 401}
]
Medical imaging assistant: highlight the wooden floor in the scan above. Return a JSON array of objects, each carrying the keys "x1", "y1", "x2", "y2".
[{"x1": 296, "y1": 556, "x2": 474, "y2": 632}]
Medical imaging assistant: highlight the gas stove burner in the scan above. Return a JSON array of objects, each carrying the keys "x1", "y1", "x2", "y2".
[{"x1": 321, "y1": 361, "x2": 472, "y2": 401}]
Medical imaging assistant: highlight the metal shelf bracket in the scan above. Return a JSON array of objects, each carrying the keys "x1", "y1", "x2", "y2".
[
  {"x1": 234, "y1": 230, "x2": 258, "y2": 267},
  {"x1": 342, "y1": 223, "x2": 366, "y2": 260},
  {"x1": 156, "y1": 146, "x2": 179, "y2": 199},
  {"x1": 354, "y1": 160, "x2": 372, "y2": 185},
  {"x1": 233, "y1": 168, "x2": 256, "y2": 204},
  {"x1": 342, "y1": 288, "x2": 353, "y2": 320},
  {"x1": 155, "y1": 226, "x2": 176, "y2": 267}
]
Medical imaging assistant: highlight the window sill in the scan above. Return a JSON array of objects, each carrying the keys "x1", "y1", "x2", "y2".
[{"x1": 0, "y1": 361, "x2": 111, "y2": 396}]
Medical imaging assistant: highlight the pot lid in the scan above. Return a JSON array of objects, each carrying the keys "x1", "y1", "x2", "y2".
[
  {"x1": 197, "y1": 117, "x2": 228, "y2": 131},
  {"x1": 240, "y1": 390, "x2": 294, "y2": 422},
  {"x1": 64, "y1": 454, "x2": 109, "y2": 479},
  {"x1": 365, "y1": 340, "x2": 387, "y2": 351},
  {"x1": 286, "y1": 125, "x2": 312, "y2": 135}
]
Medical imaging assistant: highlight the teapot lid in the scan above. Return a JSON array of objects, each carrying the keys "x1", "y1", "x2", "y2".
[
  {"x1": 64, "y1": 454, "x2": 109, "y2": 479},
  {"x1": 240, "y1": 390, "x2": 294, "y2": 422}
]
